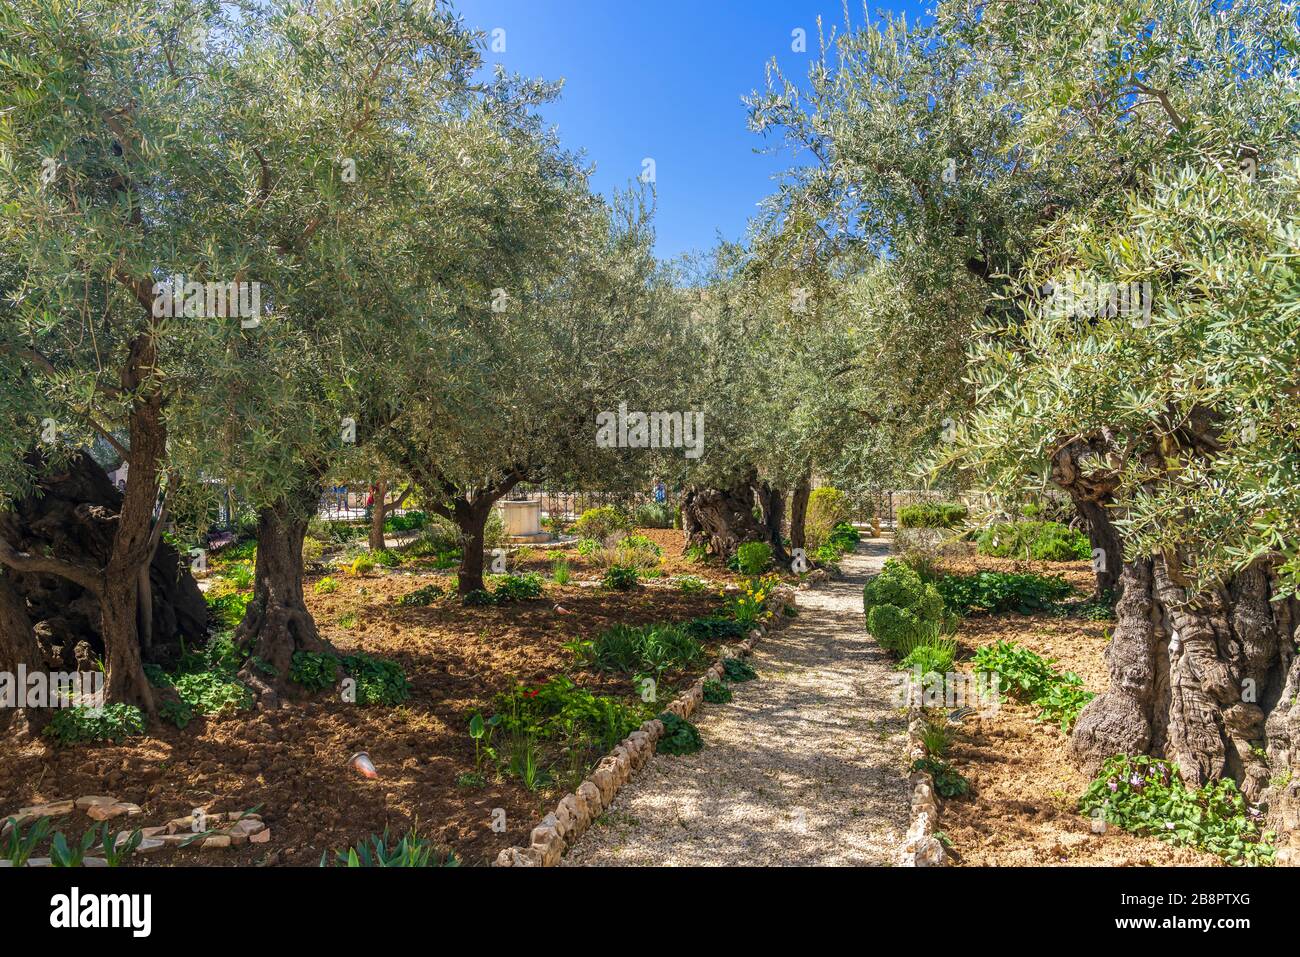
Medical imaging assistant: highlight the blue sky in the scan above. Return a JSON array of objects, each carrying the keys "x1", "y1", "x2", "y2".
[{"x1": 455, "y1": 0, "x2": 927, "y2": 261}]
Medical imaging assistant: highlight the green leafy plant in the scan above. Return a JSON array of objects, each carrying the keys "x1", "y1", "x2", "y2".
[
  {"x1": 43, "y1": 704, "x2": 145, "y2": 745},
  {"x1": 655, "y1": 711, "x2": 702, "y2": 755},
  {"x1": 322, "y1": 826, "x2": 460, "y2": 867},
  {"x1": 1079, "y1": 755, "x2": 1274, "y2": 866},
  {"x1": 973, "y1": 640, "x2": 1093, "y2": 730},
  {"x1": 977, "y1": 521, "x2": 1091, "y2": 561},
  {"x1": 602, "y1": 564, "x2": 638, "y2": 591},
  {"x1": 461, "y1": 588, "x2": 497, "y2": 606},
  {"x1": 675, "y1": 574, "x2": 706, "y2": 593},
  {"x1": 572, "y1": 506, "x2": 632, "y2": 542},
  {"x1": 314, "y1": 576, "x2": 340, "y2": 594},
  {"x1": 897, "y1": 624, "x2": 957, "y2": 677},
  {"x1": 290, "y1": 650, "x2": 339, "y2": 691},
  {"x1": 576, "y1": 622, "x2": 706, "y2": 677},
  {"x1": 173, "y1": 670, "x2": 253, "y2": 717},
  {"x1": 805, "y1": 487, "x2": 852, "y2": 549},
  {"x1": 912, "y1": 757, "x2": 970, "y2": 798},
  {"x1": 702, "y1": 679, "x2": 732, "y2": 704},
  {"x1": 467, "y1": 711, "x2": 501, "y2": 782},
  {"x1": 935, "y1": 571, "x2": 1074, "y2": 617},
  {"x1": 684, "y1": 615, "x2": 746, "y2": 642},
  {"x1": 494, "y1": 572, "x2": 544, "y2": 601},
  {"x1": 736, "y1": 540, "x2": 773, "y2": 574},
  {"x1": 340, "y1": 653, "x2": 413, "y2": 707},
  {"x1": 721, "y1": 656, "x2": 757, "y2": 683},
  {"x1": 50, "y1": 827, "x2": 97, "y2": 867},
  {"x1": 97, "y1": 824, "x2": 143, "y2": 867},
  {"x1": 372, "y1": 549, "x2": 402, "y2": 568},
  {"x1": 920, "y1": 721, "x2": 951, "y2": 757},
  {"x1": 158, "y1": 698, "x2": 194, "y2": 729},
  {"x1": 550, "y1": 555, "x2": 572, "y2": 585},
  {"x1": 2, "y1": 815, "x2": 52, "y2": 865},
  {"x1": 396, "y1": 583, "x2": 444, "y2": 606},
  {"x1": 633, "y1": 501, "x2": 673, "y2": 528}
]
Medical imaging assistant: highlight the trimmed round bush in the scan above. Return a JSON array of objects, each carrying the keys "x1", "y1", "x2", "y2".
[
  {"x1": 897, "y1": 501, "x2": 967, "y2": 529},
  {"x1": 862, "y1": 558, "x2": 945, "y2": 651},
  {"x1": 572, "y1": 506, "x2": 632, "y2": 542}
]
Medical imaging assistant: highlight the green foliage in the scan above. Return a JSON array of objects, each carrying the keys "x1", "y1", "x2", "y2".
[
  {"x1": 159, "y1": 698, "x2": 194, "y2": 730},
  {"x1": 385, "y1": 511, "x2": 428, "y2": 533},
  {"x1": 1079, "y1": 755, "x2": 1274, "y2": 866},
  {"x1": 576, "y1": 538, "x2": 601, "y2": 557},
  {"x1": 862, "y1": 559, "x2": 946, "y2": 652},
  {"x1": 576, "y1": 622, "x2": 706, "y2": 677},
  {"x1": 935, "y1": 571, "x2": 1074, "y2": 617},
  {"x1": 655, "y1": 712, "x2": 703, "y2": 755},
  {"x1": 50, "y1": 827, "x2": 98, "y2": 867},
  {"x1": 825, "y1": 521, "x2": 860, "y2": 555},
  {"x1": 550, "y1": 555, "x2": 572, "y2": 585},
  {"x1": 314, "y1": 577, "x2": 340, "y2": 595},
  {"x1": 2, "y1": 815, "x2": 52, "y2": 865},
  {"x1": 290, "y1": 650, "x2": 339, "y2": 691},
  {"x1": 727, "y1": 573, "x2": 778, "y2": 629},
  {"x1": 340, "y1": 653, "x2": 413, "y2": 707},
  {"x1": 572, "y1": 506, "x2": 632, "y2": 542},
  {"x1": 897, "y1": 502, "x2": 967, "y2": 529},
  {"x1": 684, "y1": 544, "x2": 708, "y2": 564},
  {"x1": 898, "y1": 627, "x2": 957, "y2": 678},
  {"x1": 675, "y1": 575, "x2": 707, "y2": 594},
  {"x1": 322, "y1": 827, "x2": 459, "y2": 868},
  {"x1": 204, "y1": 589, "x2": 252, "y2": 630},
  {"x1": 919, "y1": 721, "x2": 951, "y2": 758},
  {"x1": 721, "y1": 656, "x2": 757, "y2": 683},
  {"x1": 973, "y1": 640, "x2": 1093, "y2": 730},
  {"x1": 977, "y1": 521, "x2": 1091, "y2": 561},
  {"x1": 494, "y1": 675, "x2": 643, "y2": 760},
  {"x1": 43, "y1": 704, "x2": 145, "y2": 745},
  {"x1": 373, "y1": 549, "x2": 401, "y2": 568},
  {"x1": 912, "y1": 758, "x2": 970, "y2": 799},
  {"x1": 684, "y1": 615, "x2": 746, "y2": 642},
  {"x1": 633, "y1": 502, "x2": 673, "y2": 528},
  {"x1": 602, "y1": 564, "x2": 638, "y2": 591},
  {"x1": 396, "y1": 583, "x2": 445, "y2": 606},
  {"x1": 702, "y1": 679, "x2": 732, "y2": 704},
  {"x1": 173, "y1": 670, "x2": 253, "y2": 717},
  {"x1": 736, "y1": 540, "x2": 773, "y2": 575},
  {"x1": 493, "y1": 572, "x2": 544, "y2": 602},
  {"x1": 805, "y1": 487, "x2": 851, "y2": 549}
]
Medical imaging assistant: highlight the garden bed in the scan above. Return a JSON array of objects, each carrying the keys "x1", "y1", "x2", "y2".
[
  {"x1": 0, "y1": 532, "x2": 771, "y2": 867},
  {"x1": 927, "y1": 553, "x2": 1221, "y2": 866}
]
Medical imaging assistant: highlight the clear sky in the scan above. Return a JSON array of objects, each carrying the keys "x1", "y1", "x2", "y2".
[{"x1": 455, "y1": 0, "x2": 928, "y2": 262}]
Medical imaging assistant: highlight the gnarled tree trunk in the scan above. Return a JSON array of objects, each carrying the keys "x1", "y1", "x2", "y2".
[
  {"x1": 1053, "y1": 439, "x2": 1300, "y2": 842},
  {"x1": 681, "y1": 473, "x2": 768, "y2": 559},
  {"x1": 753, "y1": 480, "x2": 790, "y2": 565},
  {"x1": 0, "y1": 570, "x2": 50, "y2": 735},
  {"x1": 789, "y1": 474, "x2": 811, "y2": 552},
  {"x1": 235, "y1": 483, "x2": 332, "y2": 706}
]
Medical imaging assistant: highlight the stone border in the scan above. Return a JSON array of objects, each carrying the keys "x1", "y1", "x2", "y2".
[
  {"x1": 899, "y1": 709, "x2": 945, "y2": 866},
  {"x1": 493, "y1": 581, "x2": 802, "y2": 867}
]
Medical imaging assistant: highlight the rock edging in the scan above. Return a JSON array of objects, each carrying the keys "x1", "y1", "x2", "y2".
[
  {"x1": 493, "y1": 581, "x2": 800, "y2": 867},
  {"x1": 899, "y1": 710, "x2": 946, "y2": 866}
]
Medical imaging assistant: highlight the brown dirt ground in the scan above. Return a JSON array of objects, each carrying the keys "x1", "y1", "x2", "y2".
[
  {"x1": 0, "y1": 530, "x2": 757, "y2": 867},
  {"x1": 931, "y1": 549, "x2": 1221, "y2": 866}
]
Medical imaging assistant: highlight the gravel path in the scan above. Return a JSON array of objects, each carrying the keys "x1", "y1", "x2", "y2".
[{"x1": 561, "y1": 540, "x2": 909, "y2": 866}]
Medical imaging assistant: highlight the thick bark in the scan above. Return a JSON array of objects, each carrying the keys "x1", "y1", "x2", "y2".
[
  {"x1": 235, "y1": 484, "x2": 331, "y2": 706},
  {"x1": 0, "y1": 570, "x2": 50, "y2": 735},
  {"x1": 681, "y1": 469, "x2": 768, "y2": 559},
  {"x1": 452, "y1": 498, "x2": 493, "y2": 595},
  {"x1": 1055, "y1": 439, "x2": 1298, "y2": 821},
  {"x1": 789, "y1": 475, "x2": 811, "y2": 552},
  {"x1": 1050, "y1": 438, "x2": 1122, "y2": 596},
  {"x1": 368, "y1": 479, "x2": 388, "y2": 553},
  {"x1": 754, "y1": 481, "x2": 790, "y2": 564}
]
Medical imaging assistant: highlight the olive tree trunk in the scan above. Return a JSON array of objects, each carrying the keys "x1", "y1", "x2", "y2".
[{"x1": 681, "y1": 469, "x2": 769, "y2": 559}]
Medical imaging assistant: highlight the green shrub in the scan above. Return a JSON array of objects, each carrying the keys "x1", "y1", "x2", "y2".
[
  {"x1": 577, "y1": 622, "x2": 705, "y2": 676},
  {"x1": 550, "y1": 555, "x2": 572, "y2": 585},
  {"x1": 655, "y1": 712, "x2": 703, "y2": 755},
  {"x1": 159, "y1": 698, "x2": 193, "y2": 729},
  {"x1": 1079, "y1": 754, "x2": 1274, "y2": 866},
  {"x1": 703, "y1": 679, "x2": 732, "y2": 703},
  {"x1": 372, "y1": 549, "x2": 402, "y2": 568},
  {"x1": 736, "y1": 540, "x2": 773, "y2": 575},
  {"x1": 396, "y1": 583, "x2": 444, "y2": 606},
  {"x1": 385, "y1": 511, "x2": 428, "y2": 533},
  {"x1": 898, "y1": 626, "x2": 957, "y2": 677},
  {"x1": 935, "y1": 571, "x2": 1074, "y2": 616},
  {"x1": 862, "y1": 559, "x2": 946, "y2": 652},
  {"x1": 805, "y1": 487, "x2": 851, "y2": 549},
  {"x1": 602, "y1": 564, "x2": 638, "y2": 591},
  {"x1": 576, "y1": 538, "x2": 601, "y2": 556},
  {"x1": 675, "y1": 575, "x2": 707, "y2": 594},
  {"x1": 494, "y1": 572, "x2": 544, "y2": 602},
  {"x1": 314, "y1": 577, "x2": 340, "y2": 594},
  {"x1": 721, "y1": 656, "x2": 757, "y2": 683},
  {"x1": 633, "y1": 502, "x2": 673, "y2": 528},
  {"x1": 897, "y1": 501, "x2": 968, "y2": 529},
  {"x1": 976, "y1": 521, "x2": 1091, "y2": 561},
  {"x1": 494, "y1": 675, "x2": 643, "y2": 755},
  {"x1": 825, "y1": 521, "x2": 860, "y2": 554},
  {"x1": 572, "y1": 506, "x2": 631, "y2": 542},
  {"x1": 684, "y1": 616, "x2": 746, "y2": 642},
  {"x1": 204, "y1": 589, "x2": 251, "y2": 630},
  {"x1": 43, "y1": 704, "x2": 145, "y2": 745},
  {"x1": 461, "y1": 588, "x2": 497, "y2": 606}
]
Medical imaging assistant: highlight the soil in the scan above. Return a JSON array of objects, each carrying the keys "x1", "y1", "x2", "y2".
[
  {"x1": 931, "y1": 548, "x2": 1222, "y2": 866},
  {"x1": 0, "y1": 530, "x2": 754, "y2": 867}
]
